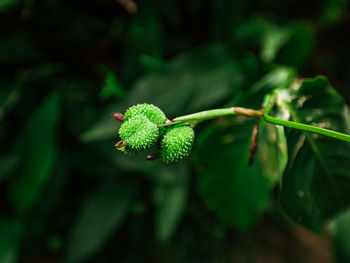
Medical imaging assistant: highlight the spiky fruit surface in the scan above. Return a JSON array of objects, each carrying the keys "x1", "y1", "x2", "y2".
[
  {"x1": 120, "y1": 145, "x2": 139, "y2": 156},
  {"x1": 119, "y1": 115, "x2": 159, "y2": 152},
  {"x1": 124, "y1": 104, "x2": 166, "y2": 125},
  {"x1": 160, "y1": 124, "x2": 195, "y2": 163}
]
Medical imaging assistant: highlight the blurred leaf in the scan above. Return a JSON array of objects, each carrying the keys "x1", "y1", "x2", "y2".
[
  {"x1": 196, "y1": 118, "x2": 271, "y2": 229},
  {"x1": 67, "y1": 142, "x2": 122, "y2": 178},
  {"x1": 232, "y1": 15, "x2": 268, "y2": 46},
  {"x1": 321, "y1": 0, "x2": 348, "y2": 25},
  {"x1": 0, "y1": 154, "x2": 18, "y2": 181},
  {"x1": 236, "y1": 66, "x2": 296, "y2": 112},
  {"x1": 233, "y1": 17, "x2": 315, "y2": 68},
  {"x1": 280, "y1": 76, "x2": 350, "y2": 232},
  {"x1": 331, "y1": 206, "x2": 350, "y2": 262},
  {"x1": 247, "y1": 67, "x2": 295, "y2": 97},
  {"x1": 139, "y1": 54, "x2": 164, "y2": 70},
  {"x1": 0, "y1": 32, "x2": 44, "y2": 64},
  {"x1": 79, "y1": 112, "x2": 120, "y2": 143},
  {"x1": 277, "y1": 22, "x2": 316, "y2": 69},
  {"x1": 66, "y1": 181, "x2": 139, "y2": 263},
  {"x1": 256, "y1": 119, "x2": 288, "y2": 186},
  {"x1": 81, "y1": 43, "x2": 244, "y2": 142},
  {"x1": 209, "y1": 0, "x2": 247, "y2": 38},
  {"x1": 261, "y1": 27, "x2": 290, "y2": 63},
  {"x1": 152, "y1": 163, "x2": 189, "y2": 242},
  {"x1": 30, "y1": 158, "x2": 68, "y2": 222},
  {"x1": 0, "y1": 0, "x2": 20, "y2": 12},
  {"x1": 0, "y1": 87, "x2": 20, "y2": 121},
  {"x1": 127, "y1": 42, "x2": 244, "y2": 117},
  {"x1": 121, "y1": 3, "x2": 162, "y2": 83},
  {"x1": 99, "y1": 70, "x2": 124, "y2": 101},
  {"x1": 9, "y1": 92, "x2": 59, "y2": 215},
  {"x1": 0, "y1": 218, "x2": 24, "y2": 263}
]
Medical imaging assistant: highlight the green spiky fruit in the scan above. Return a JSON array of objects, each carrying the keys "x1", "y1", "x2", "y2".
[
  {"x1": 124, "y1": 103, "x2": 166, "y2": 125},
  {"x1": 159, "y1": 124, "x2": 195, "y2": 163},
  {"x1": 120, "y1": 145, "x2": 139, "y2": 156},
  {"x1": 119, "y1": 115, "x2": 159, "y2": 153}
]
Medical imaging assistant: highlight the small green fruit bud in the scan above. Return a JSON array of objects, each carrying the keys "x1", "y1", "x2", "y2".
[
  {"x1": 119, "y1": 115, "x2": 159, "y2": 153},
  {"x1": 159, "y1": 124, "x2": 195, "y2": 163},
  {"x1": 124, "y1": 104, "x2": 166, "y2": 125}
]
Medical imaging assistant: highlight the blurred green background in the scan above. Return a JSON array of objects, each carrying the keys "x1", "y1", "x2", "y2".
[{"x1": 1, "y1": 0, "x2": 350, "y2": 262}]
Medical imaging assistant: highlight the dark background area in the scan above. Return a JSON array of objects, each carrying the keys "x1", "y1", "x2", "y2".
[{"x1": 1, "y1": 0, "x2": 350, "y2": 262}]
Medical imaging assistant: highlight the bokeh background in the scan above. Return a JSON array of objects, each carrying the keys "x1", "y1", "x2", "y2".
[{"x1": 1, "y1": 0, "x2": 350, "y2": 262}]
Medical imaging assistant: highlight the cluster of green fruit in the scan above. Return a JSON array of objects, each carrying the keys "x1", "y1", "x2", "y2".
[{"x1": 117, "y1": 104, "x2": 194, "y2": 163}]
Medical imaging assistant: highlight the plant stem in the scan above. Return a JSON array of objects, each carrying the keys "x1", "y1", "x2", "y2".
[
  {"x1": 171, "y1": 101, "x2": 350, "y2": 143},
  {"x1": 173, "y1": 108, "x2": 237, "y2": 123},
  {"x1": 263, "y1": 94, "x2": 350, "y2": 143},
  {"x1": 173, "y1": 107, "x2": 263, "y2": 123}
]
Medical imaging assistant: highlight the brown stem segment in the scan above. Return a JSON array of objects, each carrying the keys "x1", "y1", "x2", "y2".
[
  {"x1": 249, "y1": 118, "x2": 260, "y2": 166},
  {"x1": 232, "y1": 107, "x2": 264, "y2": 117}
]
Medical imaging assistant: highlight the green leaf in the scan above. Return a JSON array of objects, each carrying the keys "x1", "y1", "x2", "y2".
[
  {"x1": 99, "y1": 70, "x2": 124, "y2": 100},
  {"x1": 127, "y1": 43, "x2": 244, "y2": 117},
  {"x1": 81, "y1": 43, "x2": 245, "y2": 142},
  {"x1": 321, "y1": 0, "x2": 348, "y2": 25},
  {"x1": 277, "y1": 22, "x2": 316, "y2": 69},
  {"x1": 256, "y1": 119, "x2": 288, "y2": 187},
  {"x1": 153, "y1": 163, "x2": 189, "y2": 242},
  {"x1": 196, "y1": 118, "x2": 272, "y2": 230},
  {"x1": 0, "y1": 0, "x2": 20, "y2": 12},
  {"x1": 241, "y1": 66, "x2": 296, "y2": 105},
  {"x1": 233, "y1": 17, "x2": 315, "y2": 68},
  {"x1": 0, "y1": 87, "x2": 20, "y2": 121},
  {"x1": 280, "y1": 76, "x2": 350, "y2": 232},
  {"x1": 66, "y1": 181, "x2": 139, "y2": 263},
  {"x1": 331, "y1": 206, "x2": 350, "y2": 262},
  {"x1": 0, "y1": 154, "x2": 18, "y2": 182},
  {"x1": 261, "y1": 26, "x2": 290, "y2": 63},
  {"x1": 0, "y1": 32, "x2": 44, "y2": 63},
  {"x1": 0, "y1": 218, "x2": 24, "y2": 263},
  {"x1": 9, "y1": 93, "x2": 59, "y2": 215}
]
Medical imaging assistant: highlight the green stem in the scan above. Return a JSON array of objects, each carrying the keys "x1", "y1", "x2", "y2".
[
  {"x1": 173, "y1": 107, "x2": 263, "y2": 124},
  {"x1": 171, "y1": 99, "x2": 350, "y2": 143},
  {"x1": 173, "y1": 108, "x2": 237, "y2": 123},
  {"x1": 263, "y1": 94, "x2": 350, "y2": 143}
]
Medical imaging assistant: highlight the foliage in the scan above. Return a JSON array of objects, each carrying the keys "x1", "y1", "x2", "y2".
[{"x1": 1, "y1": 0, "x2": 350, "y2": 262}]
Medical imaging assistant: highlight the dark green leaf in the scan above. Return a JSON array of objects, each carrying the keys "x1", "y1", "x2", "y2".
[
  {"x1": 81, "y1": 43, "x2": 245, "y2": 142},
  {"x1": 153, "y1": 163, "x2": 189, "y2": 242},
  {"x1": 9, "y1": 93, "x2": 59, "y2": 215},
  {"x1": 127, "y1": 43, "x2": 244, "y2": 117},
  {"x1": 321, "y1": 0, "x2": 348, "y2": 25},
  {"x1": 0, "y1": 0, "x2": 20, "y2": 12},
  {"x1": 196, "y1": 118, "x2": 272, "y2": 229},
  {"x1": 256, "y1": 119, "x2": 288, "y2": 187},
  {"x1": 99, "y1": 70, "x2": 124, "y2": 101},
  {"x1": 331, "y1": 206, "x2": 350, "y2": 262},
  {"x1": 0, "y1": 218, "x2": 24, "y2": 263},
  {"x1": 261, "y1": 26, "x2": 290, "y2": 63},
  {"x1": 0, "y1": 32, "x2": 44, "y2": 64},
  {"x1": 280, "y1": 76, "x2": 350, "y2": 232},
  {"x1": 0, "y1": 154, "x2": 18, "y2": 182},
  {"x1": 0, "y1": 87, "x2": 20, "y2": 121},
  {"x1": 277, "y1": 22, "x2": 316, "y2": 69},
  {"x1": 65, "y1": 181, "x2": 139, "y2": 263}
]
